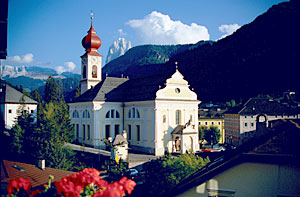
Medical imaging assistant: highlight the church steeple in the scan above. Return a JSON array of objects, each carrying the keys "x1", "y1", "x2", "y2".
[{"x1": 80, "y1": 12, "x2": 102, "y2": 94}]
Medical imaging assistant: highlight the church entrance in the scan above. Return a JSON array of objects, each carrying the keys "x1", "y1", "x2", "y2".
[{"x1": 175, "y1": 136, "x2": 181, "y2": 152}]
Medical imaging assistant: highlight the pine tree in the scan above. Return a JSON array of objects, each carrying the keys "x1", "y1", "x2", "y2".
[{"x1": 44, "y1": 76, "x2": 59, "y2": 103}]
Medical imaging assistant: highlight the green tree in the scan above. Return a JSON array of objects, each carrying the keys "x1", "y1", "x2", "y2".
[
  {"x1": 204, "y1": 126, "x2": 221, "y2": 148},
  {"x1": 75, "y1": 84, "x2": 81, "y2": 98},
  {"x1": 142, "y1": 153, "x2": 210, "y2": 195},
  {"x1": 199, "y1": 126, "x2": 208, "y2": 149},
  {"x1": 44, "y1": 76, "x2": 59, "y2": 103}
]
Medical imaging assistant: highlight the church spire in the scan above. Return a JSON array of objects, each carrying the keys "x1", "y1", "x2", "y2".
[{"x1": 81, "y1": 11, "x2": 102, "y2": 55}]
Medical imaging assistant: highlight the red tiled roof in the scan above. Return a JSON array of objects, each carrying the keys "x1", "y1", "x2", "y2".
[{"x1": 1, "y1": 160, "x2": 75, "y2": 188}]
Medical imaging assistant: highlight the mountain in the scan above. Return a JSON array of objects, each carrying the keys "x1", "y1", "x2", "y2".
[
  {"x1": 102, "y1": 41, "x2": 213, "y2": 78},
  {"x1": 102, "y1": 0, "x2": 300, "y2": 102},
  {"x1": 105, "y1": 38, "x2": 132, "y2": 64},
  {"x1": 1, "y1": 65, "x2": 80, "y2": 97}
]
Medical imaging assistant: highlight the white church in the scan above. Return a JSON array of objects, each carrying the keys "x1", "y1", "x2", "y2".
[{"x1": 68, "y1": 16, "x2": 201, "y2": 156}]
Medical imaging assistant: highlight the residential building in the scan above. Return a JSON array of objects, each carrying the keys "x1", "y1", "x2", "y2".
[
  {"x1": 0, "y1": 160, "x2": 74, "y2": 194},
  {"x1": 0, "y1": 80, "x2": 37, "y2": 129},
  {"x1": 224, "y1": 97, "x2": 299, "y2": 146},
  {"x1": 199, "y1": 118, "x2": 225, "y2": 144},
  {"x1": 168, "y1": 119, "x2": 300, "y2": 197},
  {"x1": 68, "y1": 16, "x2": 200, "y2": 156}
]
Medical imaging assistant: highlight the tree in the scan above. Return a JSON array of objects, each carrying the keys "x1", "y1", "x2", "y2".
[
  {"x1": 75, "y1": 84, "x2": 81, "y2": 98},
  {"x1": 44, "y1": 76, "x2": 59, "y2": 103},
  {"x1": 204, "y1": 126, "x2": 221, "y2": 148},
  {"x1": 141, "y1": 153, "x2": 210, "y2": 195},
  {"x1": 198, "y1": 126, "x2": 207, "y2": 149}
]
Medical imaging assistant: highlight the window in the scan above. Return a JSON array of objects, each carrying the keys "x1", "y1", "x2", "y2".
[
  {"x1": 176, "y1": 110, "x2": 181, "y2": 125},
  {"x1": 245, "y1": 115, "x2": 247, "y2": 118},
  {"x1": 218, "y1": 122, "x2": 221, "y2": 125},
  {"x1": 199, "y1": 122, "x2": 202, "y2": 125},
  {"x1": 212, "y1": 122, "x2": 214, "y2": 125},
  {"x1": 128, "y1": 107, "x2": 140, "y2": 119},
  {"x1": 205, "y1": 122, "x2": 208, "y2": 126},
  {"x1": 105, "y1": 109, "x2": 120, "y2": 119},
  {"x1": 105, "y1": 125, "x2": 110, "y2": 139},
  {"x1": 31, "y1": 110, "x2": 34, "y2": 113},
  {"x1": 83, "y1": 66, "x2": 87, "y2": 79},
  {"x1": 251, "y1": 123, "x2": 254, "y2": 127},
  {"x1": 8, "y1": 109, "x2": 12, "y2": 113},
  {"x1": 83, "y1": 124, "x2": 86, "y2": 140},
  {"x1": 251, "y1": 115, "x2": 254, "y2": 118},
  {"x1": 83, "y1": 110, "x2": 90, "y2": 118},
  {"x1": 92, "y1": 65, "x2": 97, "y2": 78},
  {"x1": 76, "y1": 124, "x2": 79, "y2": 139},
  {"x1": 111, "y1": 109, "x2": 115, "y2": 118},
  {"x1": 244, "y1": 122, "x2": 248, "y2": 127},
  {"x1": 87, "y1": 125, "x2": 90, "y2": 140},
  {"x1": 115, "y1": 124, "x2": 120, "y2": 137},
  {"x1": 163, "y1": 115, "x2": 166, "y2": 123},
  {"x1": 105, "y1": 111, "x2": 110, "y2": 118},
  {"x1": 136, "y1": 125, "x2": 140, "y2": 141},
  {"x1": 128, "y1": 125, "x2": 131, "y2": 140},
  {"x1": 190, "y1": 115, "x2": 193, "y2": 122},
  {"x1": 72, "y1": 110, "x2": 79, "y2": 118},
  {"x1": 275, "y1": 115, "x2": 278, "y2": 118}
]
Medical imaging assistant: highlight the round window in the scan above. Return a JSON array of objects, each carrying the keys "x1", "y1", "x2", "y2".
[{"x1": 175, "y1": 88, "x2": 180, "y2": 93}]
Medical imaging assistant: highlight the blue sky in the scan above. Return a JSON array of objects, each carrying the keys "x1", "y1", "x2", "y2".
[{"x1": 4, "y1": 0, "x2": 287, "y2": 74}]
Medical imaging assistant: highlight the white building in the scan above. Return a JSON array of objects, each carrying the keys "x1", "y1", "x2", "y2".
[
  {"x1": 68, "y1": 16, "x2": 200, "y2": 156},
  {"x1": 0, "y1": 80, "x2": 37, "y2": 129}
]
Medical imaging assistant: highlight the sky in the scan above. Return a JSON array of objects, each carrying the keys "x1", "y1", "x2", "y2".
[{"x1": 3, "y1": 0, "x2": 287, "y2": 74}]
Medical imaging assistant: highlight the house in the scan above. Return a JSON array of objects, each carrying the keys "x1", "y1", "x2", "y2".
[
  {"x1": 68, "y1": 16, "x2": 200, "y2": 156},
  {"x1": 224, "y1": 97, "x2": 299, "y2": 146},
  {"x1": 111, "y1": 131, "x2": 129, "y2": 162},
  {"x1": 199, "y1": 118, "x2": 225, "y2": 144},
  {"x1": 167, "y1": 119, "x2": 300, "y2": 197},
  {"x1": 0, "y1": 79, "x2": 37, "y2": 130},
  {"x1": 0, "y1": 160, "x2": 74, "y2": 194}
]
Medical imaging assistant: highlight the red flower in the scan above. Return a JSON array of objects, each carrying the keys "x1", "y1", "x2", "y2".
[
  {"x1": 7, "y1": 177, "x2": 32, "y2": 196},
  {"x1": 119, "y1": 177, "x2": 136, "y2": 195}
]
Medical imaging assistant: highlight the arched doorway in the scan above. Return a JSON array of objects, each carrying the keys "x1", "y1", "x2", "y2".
[{"x1": 175, "y1": 136, "x2": 181, "y2": 152}]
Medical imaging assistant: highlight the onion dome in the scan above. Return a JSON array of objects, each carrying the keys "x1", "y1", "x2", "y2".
[{"x1": 82, "y1": 13, "x2": 101, "y2": 55}]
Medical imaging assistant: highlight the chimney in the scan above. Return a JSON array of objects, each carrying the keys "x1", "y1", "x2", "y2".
[{"x1": 38, "y1": 159, "x2": 45, "y2": 170}]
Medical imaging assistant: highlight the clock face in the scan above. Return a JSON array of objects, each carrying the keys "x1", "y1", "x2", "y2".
[{"x1": 92, "y1": 57, "x2": 97, "y2": 63}]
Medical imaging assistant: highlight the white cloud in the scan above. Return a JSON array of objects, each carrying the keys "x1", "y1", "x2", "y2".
[
  {"x1": 7, "y1": 53, "x2": 34, "y2": 64},
  {"x1": 127, "y1": 11, "x2": 210, "y2": 45},
  {"x1": 64, "y1": 61, "x2": 76, "y2": 71},
  {"x1": 118, "y1": 29, "x2": 127, "y2": 36},
  {"x1": 218, "y1": 24, "x2": 241, "y2": 39},
  {"x1": 55, "y1": 61, "x2": 76, "y2": 74},
  {"x1": 55, "y1": 66, "x2": 66, "y2": 74}
]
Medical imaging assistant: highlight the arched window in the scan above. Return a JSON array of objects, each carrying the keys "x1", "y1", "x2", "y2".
[
  {"x1": 176, "y1": 110, "x2": 181, "y2": 125},
  {"x1": 105, "y1": 111, "x2": 110, "y2": 118},
  {"x1": 105, "y1": 109, "x2": 121, "y2": 119},
  {"x1": 83, "y1": 66, "x2": 87, "y2": 79},
  {"x1": 72, "y1": 110, "x2": 79, "y2": 118},
  {"x1": 128, "y1": 107, "x2": 140, "y2": 119},
  {"x1": 163, "y1": 115, "x2": 166, "y2": 123},
  {"x1": 83, "y1": 110, "x2": 90, "y2": 118},
  {"x1": 92, "y1": 65, "x2": 97, "y2": 78}
]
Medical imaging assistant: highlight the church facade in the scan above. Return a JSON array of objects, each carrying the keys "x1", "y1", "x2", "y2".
[{"x1": 69, "y1": 16, "x2": 200, "y2": 156}]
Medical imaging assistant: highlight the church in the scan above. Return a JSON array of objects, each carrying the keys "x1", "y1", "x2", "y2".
[{"x1": 68, "y1": 16, "x2": 201, "y2": 156}]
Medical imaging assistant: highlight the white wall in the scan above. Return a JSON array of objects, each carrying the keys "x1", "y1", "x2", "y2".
[{"x1": 180, "y1": 162, "x2": 300, "y2": 197}]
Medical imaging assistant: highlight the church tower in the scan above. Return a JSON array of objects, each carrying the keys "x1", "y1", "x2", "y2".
[{"x1": 80, "y1": 13, "x2": 102, "y2": 94}]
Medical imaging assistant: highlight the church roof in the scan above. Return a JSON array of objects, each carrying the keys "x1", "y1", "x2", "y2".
[
  {"x1": 72, "y1": 72, "x2": 170, "y2": 103},
  {"x1": 0, "y1": 80, "x2": 37, "y2": 104},
  {"x1": 71, "y1": 77, "x2": 129, "y2": 102}
]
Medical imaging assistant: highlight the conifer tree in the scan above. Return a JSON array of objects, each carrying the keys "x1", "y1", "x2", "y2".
[{"x1": 44, "y1": 76, "x2": 59, "y2": 103}]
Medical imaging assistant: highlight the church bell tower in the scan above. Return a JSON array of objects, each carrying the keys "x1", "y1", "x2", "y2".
[{"x1": 80, "y1": 12, "x2": 102, "y2": 94}]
